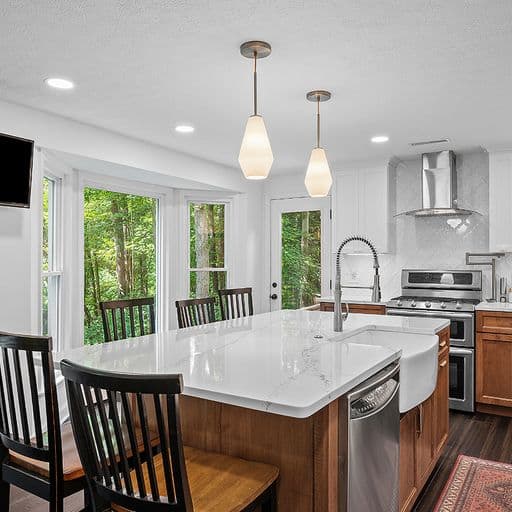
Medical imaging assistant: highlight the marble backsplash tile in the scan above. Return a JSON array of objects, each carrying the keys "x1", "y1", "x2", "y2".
[{"x1": 336, "y1": 149, "x2": 512, "y2": 301}]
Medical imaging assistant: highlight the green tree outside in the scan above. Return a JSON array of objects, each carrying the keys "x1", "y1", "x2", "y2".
[{"x1": 83, "y1": 188, "x2": 157, "y2": 345}]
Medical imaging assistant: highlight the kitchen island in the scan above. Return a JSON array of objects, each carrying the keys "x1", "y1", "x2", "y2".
[{"x1": 55, "y1": 310, "x2": 449, "y2": 511}]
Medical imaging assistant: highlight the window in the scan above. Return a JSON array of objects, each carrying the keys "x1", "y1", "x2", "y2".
[
  {"x1": 83, "y1": 188, "x2": 158, "y2": 345},
  {"x1": 188, "y1": 202, "x2": 227, "y2": 302},
  {"x1": 41, "y1": 176, "x2": 63, "y2": 348}
]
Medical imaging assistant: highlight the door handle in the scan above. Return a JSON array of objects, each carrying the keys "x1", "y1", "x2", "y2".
[{"x1": 270, "y1": 294, "x2": 278, "y2": 300}]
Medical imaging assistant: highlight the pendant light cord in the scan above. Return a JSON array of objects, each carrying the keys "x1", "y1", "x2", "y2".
[
  {"x1": 316, "y1": 95, "x2": 320, "y2": 148},
  {"x1": 253, "y1": 51, "x2": 258, "y2": 116}
]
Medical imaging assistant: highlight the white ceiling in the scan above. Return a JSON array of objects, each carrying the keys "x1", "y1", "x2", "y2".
[{"x1": 2, "y1": 1, "x2": 512, "y2": 174}]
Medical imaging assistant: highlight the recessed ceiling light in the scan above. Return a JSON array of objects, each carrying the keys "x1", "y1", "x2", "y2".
[
  {"x1": 371, "y1": 135, "x2": 389, "y2": 143},
  {"x1": 45, "y1": 77, "x2": 75, "y2": 90},
  {"x1": 175, "y1": 124, "x2": 195, "y2": 134}
]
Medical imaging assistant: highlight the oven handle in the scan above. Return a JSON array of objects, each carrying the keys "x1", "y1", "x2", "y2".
[
  {"x1": 386, "y1": 309, "x2": 473, "y2": 320},
  {"x1": 450, "y1": 347, "x2": 473, "y2": 356}
]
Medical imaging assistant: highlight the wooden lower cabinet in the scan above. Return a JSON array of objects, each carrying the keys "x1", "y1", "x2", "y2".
[
  {"x1": 476, "y1": 331, "x2": 512, "y2": 407},
  {"x1": 399, "y1": 329, "x2": 450, "y2": 512},
  {"x1": 319, "y1": 301, "x2": 386, "y2": 315},
  {"x1": 476, "y1": 311, "x2": 512, "y2": 415},
  {"x1": 399, "y1": 410, "x2": 417, "y2": 512}
]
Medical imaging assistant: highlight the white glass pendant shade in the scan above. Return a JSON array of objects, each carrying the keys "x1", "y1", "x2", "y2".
[
  {"x1": 238, "y1": 115, "x2": 273, "y2": 180},
  {"x1": 305, "y1": 147, "x2": 332, "y2": 197}
]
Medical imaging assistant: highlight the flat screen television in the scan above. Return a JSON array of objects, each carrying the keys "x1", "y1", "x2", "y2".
[{"x1": 0, "y1": 133, "x2": 34, "y2": 208}]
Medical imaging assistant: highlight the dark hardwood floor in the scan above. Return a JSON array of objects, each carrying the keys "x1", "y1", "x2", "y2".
[
  {"x1": 9, "y1": 411, "x2": 512, "y2": 511},
  {"x1": 413, "y1": 410, "x2": 512, "y2": 511}
]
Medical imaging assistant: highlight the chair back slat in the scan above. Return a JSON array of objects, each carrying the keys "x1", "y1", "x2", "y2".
[
  {"x1": 0, "y1": 333, "x2": 63, "y2": 482},
  {"x1": 62, "y1": 360, "x2": 193, "y2": 511},
  {"x1": 100, "y1": 297, "x2": 156, "y2": 343},
  {"x1": 136, "y1": 393, "x2": 159, "y2": 500},
  {"x1": 175, "y1": 297, "x2": 216, "y2": 329},
  {"x1": 13, "y1": 349, "x2": 30, "y2": 444},
  {"x1": 218, "y1": 287, "x2": 254, "y2": 320},
  {"x1": 26, "y1": 352, "x2": 44, "y2": 448},
  {"x1": 2, "y1": 348, "x2": 19, "y2": 440},
  {"x1": 120, "y1": 392, "x2": 147, "y2": 497},
  {"x1": 106, "y1": 390, "x2": 134, "y2": 496}
]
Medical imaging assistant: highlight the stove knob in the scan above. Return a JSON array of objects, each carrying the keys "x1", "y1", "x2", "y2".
[
  {"x1": 440, "y1": 302, "x2": 447, "y2": 309},
  {"x1": 455, "y1": 301, "x2": 462, "y2": 310},
  {"x1": 411, "y1": 300, "x2": 417, "y2": 308},
  {"x1": 425, "y1": 301, "x2": 432, "y2": 308},
  {"x1": 397, "y1": 300, "x2": 403, "y2": 307}
]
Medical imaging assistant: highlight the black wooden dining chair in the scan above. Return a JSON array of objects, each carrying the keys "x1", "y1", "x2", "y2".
[
  {"x1": 0, "y1": 333, "x2": 88, "y2": 512},
  {"x1": 218, "y1": 287, "x2": 254, "y2": 320},
  {"x1": 62, "y1": 360, "x2": 279, "y2": 512},
  {"x1": 175, "y1": 297, "x2": 216, "y2": 328},
  {"x1": 100, "y1": 297, "x2": 156, "y2": 342}
]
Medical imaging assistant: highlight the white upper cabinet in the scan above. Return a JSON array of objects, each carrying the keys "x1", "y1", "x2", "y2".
[
  {"x1": 332, "y1": 161, "x2": 394, "y2": 254},
  {"x1": 489, "y1": 151, "x2": 512, "y2": 252}
]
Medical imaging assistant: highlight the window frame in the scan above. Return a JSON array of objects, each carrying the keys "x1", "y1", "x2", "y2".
[
  {"x1": 77, "y1": 172, "x2": 169, "y2": 345},
  {"x1": 187, "y1": 199, "x2": 230, "y2": 298},
  {"x1": 41, "y1": 173, "x2": 64, "y2": 350}
]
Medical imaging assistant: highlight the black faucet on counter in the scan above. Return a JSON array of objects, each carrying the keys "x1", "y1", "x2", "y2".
[{"x1": 334, "y1": 235, "x2": 381, "y2": 332}]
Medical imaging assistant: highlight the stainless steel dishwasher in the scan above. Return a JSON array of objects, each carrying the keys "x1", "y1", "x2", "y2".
[{"x1": 339, "y1": 361, "x2": 400, "y2": 512}]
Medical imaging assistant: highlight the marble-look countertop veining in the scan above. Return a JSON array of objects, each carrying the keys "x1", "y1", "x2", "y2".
[
  {"x1": 476, "y1": 301, "x2": 512, "y2": 312},
  {"x1": 54, "y1": 311, "x2": 448, "y2": 418}
]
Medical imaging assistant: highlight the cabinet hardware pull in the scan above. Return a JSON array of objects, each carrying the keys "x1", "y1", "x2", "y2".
[
  {"x1": 416, "y1": 404, "x2": 424, "y2": 435},
  {"x1": 439, "y1": 340, "x2": 447, "y2": 347},
  {"x1": 440, "y1": 360, "x2": 447, "y2": 367}
]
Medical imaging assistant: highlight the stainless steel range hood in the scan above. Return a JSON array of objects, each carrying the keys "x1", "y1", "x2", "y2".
[{"x1": 404, "y1": 150, "x2": 477, "y2": 217}]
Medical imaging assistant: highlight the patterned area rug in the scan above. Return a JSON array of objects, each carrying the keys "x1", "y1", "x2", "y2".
[{"x1": 434, "y1": 455, "x2": 512, "y2": 511}]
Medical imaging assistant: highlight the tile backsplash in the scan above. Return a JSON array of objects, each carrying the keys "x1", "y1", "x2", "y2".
[{"x1": 337, "y1": 149, "x2": 512, "y2": 301}]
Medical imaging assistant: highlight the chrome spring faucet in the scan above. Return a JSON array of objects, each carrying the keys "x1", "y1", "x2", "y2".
[{"x1": 334, "y1": 236, "x2": 381, "y2": 332}]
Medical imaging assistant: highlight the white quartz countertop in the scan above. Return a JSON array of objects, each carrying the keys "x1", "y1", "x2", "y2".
[
  {"x1": 476, "y1": 301, "x2": 512, "y2": 312},
  {"x1": 54, "y1": 311, "x2": 448, "y2": 418}
]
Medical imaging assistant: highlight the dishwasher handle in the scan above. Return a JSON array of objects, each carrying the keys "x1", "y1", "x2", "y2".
[{"x1": 349, "y1": 362, "x2": 400, "y2": 420}]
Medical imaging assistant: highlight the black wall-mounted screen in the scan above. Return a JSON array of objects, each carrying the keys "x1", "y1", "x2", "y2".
[{"x1": 0, "y1": 133, "x2": 34, "y2": 208}]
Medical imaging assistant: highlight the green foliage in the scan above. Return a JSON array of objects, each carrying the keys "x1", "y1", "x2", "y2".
[
  {"x1": 83, "y1": 188, "x2": 157, "y2": 345},
  {"x1": 281, "y1": 210, "x2": 321, "y2": 309}
]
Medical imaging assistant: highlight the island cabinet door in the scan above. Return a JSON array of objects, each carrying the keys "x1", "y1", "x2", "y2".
[
  {"x1": 414, "y1": 396, "x2": 434, "y2": 485},
  {"x1": 399, "y1": 410, "x2": 417, "y2": 512},
  {"x1": 476, "y1": 332, "x2": 512, "y2": 407},
  {"x1": 433, "y1": 348, "x2": 449, "y2": 456}
]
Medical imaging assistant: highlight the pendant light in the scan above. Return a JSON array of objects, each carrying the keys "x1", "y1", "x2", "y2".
[
  {"x1": 305, "y1": 90, "x2": 333, "y2": 197},
  {"x1": 238, "y1": 41, "x2": 273, "y2": 180}
]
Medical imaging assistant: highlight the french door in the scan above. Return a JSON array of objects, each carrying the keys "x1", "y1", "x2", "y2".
[{"x1": 270, "y1": 197, "x2": 331, "y2": 311}]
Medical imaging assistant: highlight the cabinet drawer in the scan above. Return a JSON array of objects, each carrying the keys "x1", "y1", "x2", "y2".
[
  {"x1": 438, "y1": 327, "x2": 450, "y2": 352},
  {"x1": 477, "y1": 310, "x2": 512, "y2": 335}
]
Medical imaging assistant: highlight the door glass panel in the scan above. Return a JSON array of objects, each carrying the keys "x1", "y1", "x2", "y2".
[
  {"x1": 281, "y1": 210, "x2": 321, "y2": 309},
  {"x1": 83, "y1": 188, "x2": 158, "y2": 345}
]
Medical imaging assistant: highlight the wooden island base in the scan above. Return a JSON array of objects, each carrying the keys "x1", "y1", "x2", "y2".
[{"x1": 180, "y1": 395, "x2": 339, "y2": 511}]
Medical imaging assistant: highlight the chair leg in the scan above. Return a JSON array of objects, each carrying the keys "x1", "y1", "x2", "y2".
[
  {"x1": 0, "y1": 480, "x2": 10, "y2": 510},
  {"x1": 261, "y1": 484, "x2": 277, "y2": 512},
  {"x1": 84, "y1": 481, "x2": 110, "y2": 512},
  {"x1": 49, "y1": 497, "x2": 64, "y2": 512}
]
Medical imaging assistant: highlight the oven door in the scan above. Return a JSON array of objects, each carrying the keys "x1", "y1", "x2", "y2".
[
  {"x1": 386, "y1": 309, "x2": 474, "y2": 348},
  {"x1": 449, "y1": 347, "x2": 474, "y2": 412}
]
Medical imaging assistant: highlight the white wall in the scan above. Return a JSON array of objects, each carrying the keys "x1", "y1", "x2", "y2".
[{"x1": 0, "y1": 100, "x2": 247, "y2": 192}]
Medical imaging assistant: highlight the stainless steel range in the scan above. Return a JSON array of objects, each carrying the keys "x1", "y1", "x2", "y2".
[{"x1": 386, "y1": 269, "x2": 482, "y2": 413}]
